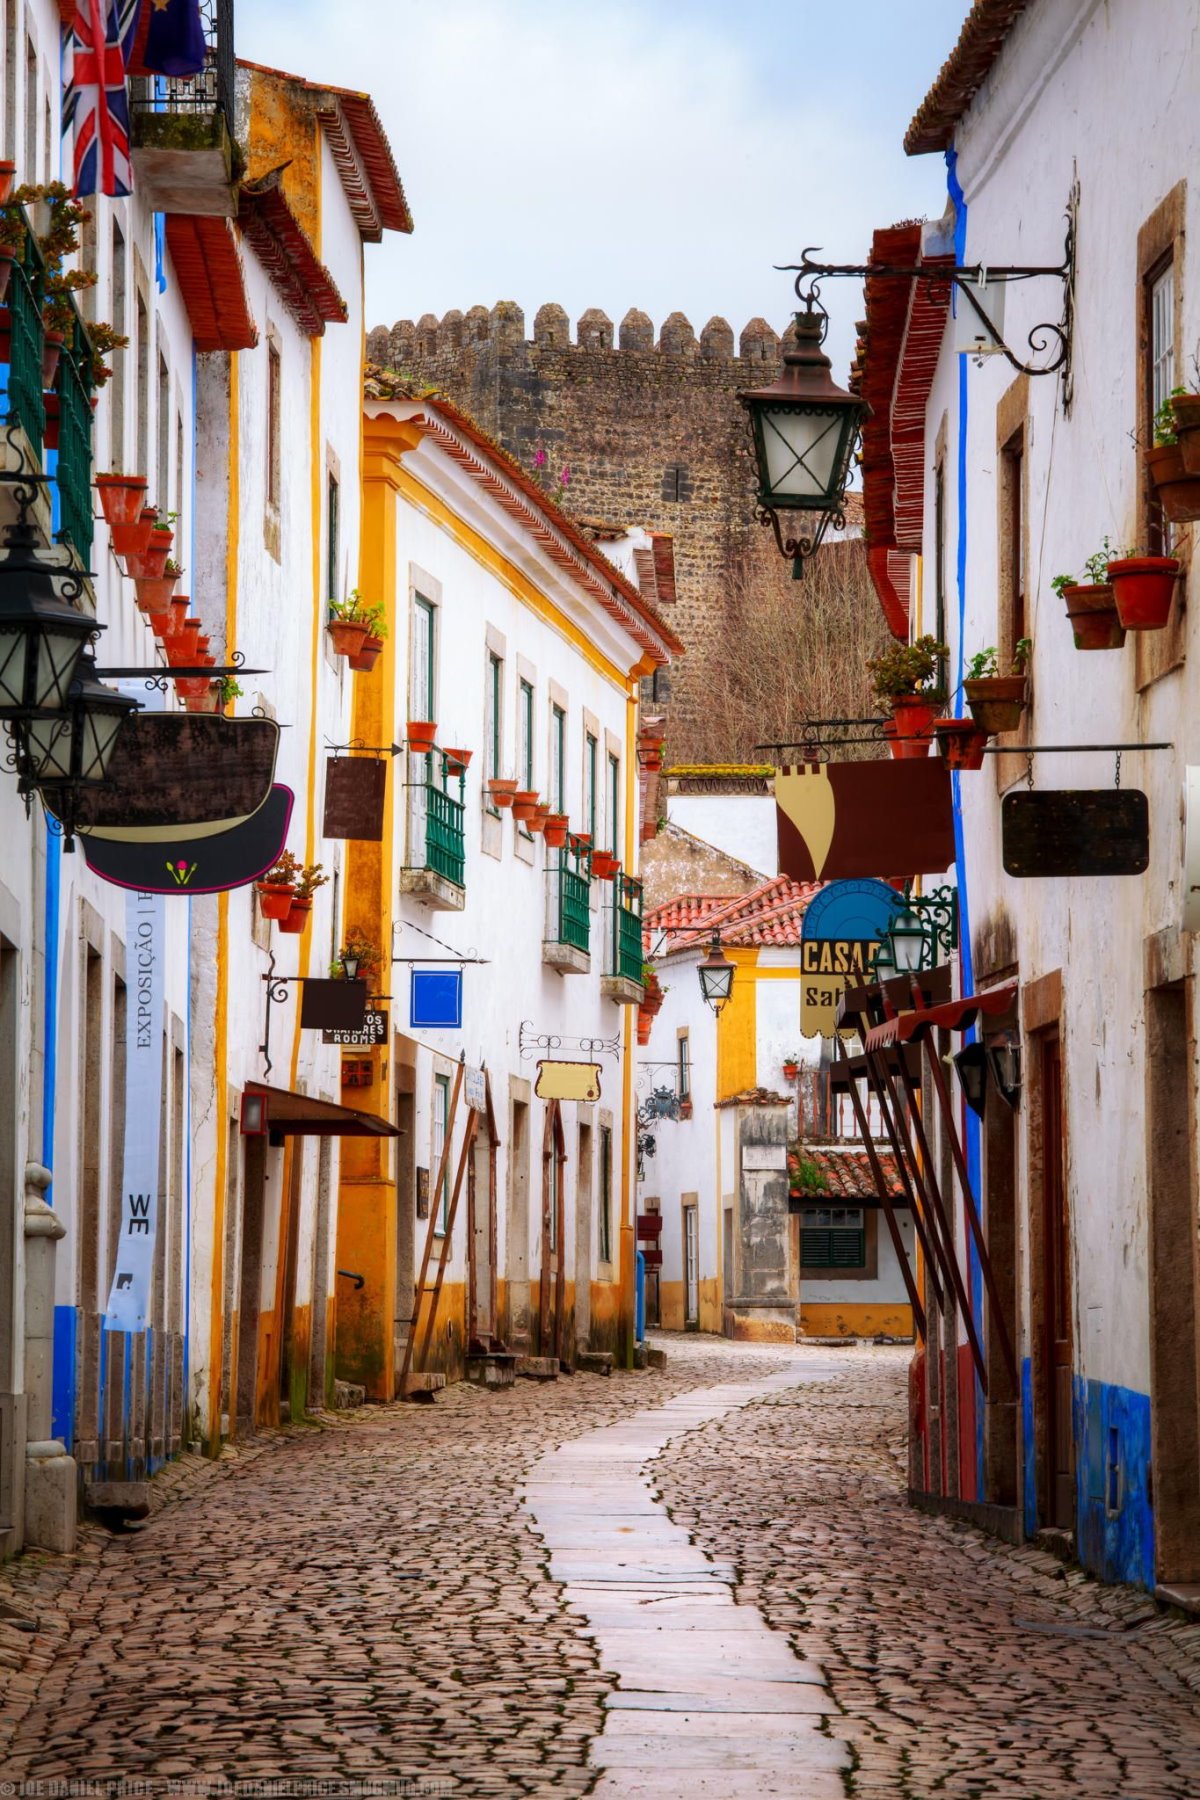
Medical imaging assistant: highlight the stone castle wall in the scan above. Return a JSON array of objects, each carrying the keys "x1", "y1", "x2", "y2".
[{"x1": 366, "y1": 302, "x2": 794, "y2": 735}]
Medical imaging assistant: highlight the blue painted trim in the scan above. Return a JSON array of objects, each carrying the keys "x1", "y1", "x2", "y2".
[
  {"x1": 1073, "y1": 1374, "x2": 1155, "y2": 1589},
  {"x1": 41, "y1": 828, "x2": 62, "y2": 1194},
  {"x1": 1022, "y1": 1357, "x2": 1037, "y2": 1534},
  {"x1": 51, "y1": 1304, "x2": 76, "y2": 1447}
]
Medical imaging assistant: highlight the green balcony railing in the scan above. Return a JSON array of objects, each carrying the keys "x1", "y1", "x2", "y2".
[
  {"x1": 410, "y1": 763, "x2": 465, "y2": 888},
  {"x1": 55, "y1": 305, "x2": 95, "y2": 563},
  {"x1": 613, "y1": 871, "x2": 644, "y2": 983},
  {"x1": 550, "y1": 840, "x2": 591, "y2": 953},
  {"x1": 6, "y1": 223, "x2": 46, "y2": 458}
]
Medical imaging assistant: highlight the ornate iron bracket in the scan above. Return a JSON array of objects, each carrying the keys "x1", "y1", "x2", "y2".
[
  {"x1": 755, "y1": 718, "x2": 892, "y2": 759},
  {"x1": 519, "y1": 1020, "x2": 622, "y2": 1063}
]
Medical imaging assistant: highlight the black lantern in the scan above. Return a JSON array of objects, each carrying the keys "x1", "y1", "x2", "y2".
[
  {"x1": 874, "y1": 903, "x2": 933, "y2": 975},
  {"x1": 987, "y1": 1036, "x2": 1022, "y2": 1109},
  {"x1": 697, "y1": 930, "x2": 734, "y2": 1015},
  {"x1": 341, "y1": 950, "x2": 361, "y2": 982},
  {"x1": 29, "y1": 651, "x2": 140, "y2": 849},
  {"x1": 738, "y1": 293, "x2": 868, "y2": 578},
  {"x1": 0, "y1": 528, "x2": 98, "y2": 719},
  {"x1": 953, "y1": 1042, "x2": 989, "y2": 1117}
]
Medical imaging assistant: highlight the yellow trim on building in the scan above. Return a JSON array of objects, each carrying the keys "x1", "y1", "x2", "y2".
[{"x1": 716, "y1": 948, "x2": 760, "y2": 1100}]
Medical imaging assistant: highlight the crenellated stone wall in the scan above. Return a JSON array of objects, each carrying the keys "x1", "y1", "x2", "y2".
[{"x1": 366, "y1": 302, "x2": 799, "y2": 740}]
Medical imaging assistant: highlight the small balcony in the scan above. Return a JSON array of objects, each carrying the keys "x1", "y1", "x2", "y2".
[
  {"x1": 129, "y1": 0, "x2": 237, "y2": 218},
  {"x1": 602, "y1": 872, "x2": 645, "y2": 1004},
  {"x1": 544, "y1": 841, "x2": 591, "y2": 974},
  {"x1": 400, "y1": 762, "x2": 466, "y2": 911}
]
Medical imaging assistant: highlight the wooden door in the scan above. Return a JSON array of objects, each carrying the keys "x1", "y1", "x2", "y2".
[
  {"x1": 468, "y1": 1124, "x2": 494, "y2": 1343},
  {"x1": 1042, "y1": 1034, "x2": 1075, "y2": 1528}
]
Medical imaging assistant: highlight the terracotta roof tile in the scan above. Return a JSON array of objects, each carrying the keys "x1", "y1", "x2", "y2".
[
  {"x1": 165, "y1": 215, "x2": 258, "y2": 353},
  {"x1": 905, "y1": 1, "x2": 1031, "y2": 156},
  {"x1": 789, "y1": 1143, "x2": 905, "y2": 1200},
  {"x1": 645, "y1": 876, "x2": 821, "y2": 952},
  {"x1": 239, "y1": 173, "x2": 348, "y2": 336},
  {"x1": 715, "y1": 1088, "x2": 793, "y2": 1110}
]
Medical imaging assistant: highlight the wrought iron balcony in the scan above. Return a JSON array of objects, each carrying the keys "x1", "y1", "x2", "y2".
[
  {"x1": 53, "y1": 299, "x2": 95, "y2": 566},
  {"x1": 602, "y1": 871, "x2": 645, "y2": 1004},
  {"x1": 544, "y1": 841, "x2": 591, "y2": 973},
  {"x1": 400, "y1": 757, "x2": 466, "y2": 911},
  {"x1": 129, "y1": 0, "x2": 237, "y2": 218}
]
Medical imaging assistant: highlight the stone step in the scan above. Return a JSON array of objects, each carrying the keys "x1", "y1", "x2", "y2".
[
  {"x1": 516, "y1": 1356, "x2": 559, "y2": 1381},
  {"x1": 403, "y1": 1372, "x2": 447, "y2": 1402},
  {"x1": 85, "y1": 1480, "x2": 150, "y2": 1520},
  {"x1": 647, "y1": 1346, "x2": 668, "y2": 1370},
  {"x1": 332, "y1": 1379, "x2": 366, "y2": 1409},
  {"x1": 578, "y1": 1351, "x2": 615, "y2": 1376},
  {"x1": 466, "y1": 1355, "x2": 517, "y2": 1390}
]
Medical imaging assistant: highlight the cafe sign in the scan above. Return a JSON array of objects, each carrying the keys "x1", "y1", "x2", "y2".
[{"x1": 800, "y1": 878, "x2": 903, "y2": 1037}]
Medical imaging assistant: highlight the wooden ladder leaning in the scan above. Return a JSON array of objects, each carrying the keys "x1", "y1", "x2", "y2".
[{"x1": 398, "y1": 1058, "x2": 479, "y2": 1399}]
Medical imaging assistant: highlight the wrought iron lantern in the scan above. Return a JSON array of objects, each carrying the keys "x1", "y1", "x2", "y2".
[
  {"x1": 697, "y1": 930, "x2": 735, "y2": 1015},
  {"x1": 738, "y1": 291, "x2": 868, "y2": 578},
  {"x1": 341, "y1": 950, "x2": 361, "y2": 982},
  {"x1": 0, "y1": 524, "x2": 98, "y2": 720},
  {"x1": 952, "y1": 1042, "x2": 989, "y2": 1117},
  {"x1": 27, "y1": 650, "x2": 140, "y2": 849},
  {"x1": 873, "y1": 887, "x2": 959, "y2": 976},
  {"x1": 987, "y1": 1035, "x2": 1022, "y2": 1109}
]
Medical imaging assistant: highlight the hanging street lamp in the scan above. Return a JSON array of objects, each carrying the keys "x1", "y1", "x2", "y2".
[
  {"x1": 873, "y1": 886, "x2": 959, "y2": 977},
  {"x1": 28, "y1": 650, "x2": 141, "y2": 850},
  {"x1": 697, "y1": 930, "x2": 735, "y2": 1015},
  {"x1": 738, "y1": 289, "x2": 868, "y2": 579}
]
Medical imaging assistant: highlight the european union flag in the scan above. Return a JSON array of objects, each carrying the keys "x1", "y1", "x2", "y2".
[{"x1": 143, "y1": 0, "x2": 206, "y2": 79}]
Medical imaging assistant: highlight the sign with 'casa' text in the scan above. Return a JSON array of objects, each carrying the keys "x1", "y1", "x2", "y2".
[{"x1": 799, "y1": 879, "x2": 904, "y2": 1038}]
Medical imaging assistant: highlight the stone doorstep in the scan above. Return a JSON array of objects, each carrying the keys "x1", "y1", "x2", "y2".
[
  {"x1": 84, "y1": 1480, "x2": 150, "y2": 1520},
  {"x1": 515, "y1": 1356, "x2": 559, "y2": 1381},
  {"x1": 577, "y1": 1350, "x2": 615, "y2": 1375},
  {"x1": 1155, "y1": 1583, "x2": 1200, "y2": 1619},
  {"x1": 332, "y1": 1379, "x2": 367, "y2": 1408},
  {"x1": 401, "y1": 1372, "x2": 446, "y2": 1401},
  {"x1": 465, "y1": 1354, "x2": 516, "y2": 1390}
]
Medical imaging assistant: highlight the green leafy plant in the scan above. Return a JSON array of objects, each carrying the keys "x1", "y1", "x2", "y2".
[
  {"x1": 788, "y1": 1150, "x2": 828, "y2": 1197},
  {"x1": 294, "y1": 861, "x2": 329, "y2": 900},
  {"x1": 214, "y1": 676, "x2": 242, "y2": 706},
  {"x1": 1051, "y1": 539, "x2": 1127, "y2": 596},
  {"x1": 330, "y1": 930, "x2": 383, "y2": 980},
  {"x1": 263, "y1": 850, "x2": 300, "y2": 889},
  {"x1": 866, "y1": 635, "x2": 949, "y2": 701},
  {"x1": 1154, "y1": 386, "x2": 1187, "y2": 448},
  {"x1": 966, "y1": 640, "x2": 1030, "y2": 680},
  {"x1": 84, "y1": 319, "x2": 129, "y2": 387},
  {"x1": 163, "y1": 559, "x2": 183, "y2": 578}
]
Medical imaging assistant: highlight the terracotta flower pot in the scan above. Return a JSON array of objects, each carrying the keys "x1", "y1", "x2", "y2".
[
  {"x1": 135, "y1": 574, "x2": 178, "y2": 614},
  {"x1": 934, "y1": 716, "x2": 990, "y2": 771},
  {"x1": 528, "y1": 804, "x2": 550, "y2": 835},
  {"x1": 348, "y1": 634, "x2": 383, "y2": 672},
  {"x1": 277, "y1": 896, "x2": 311, "y2": 934},
  {"x1": 591, "y1": 851, "x2": 620, "y2": 880},
  {"x1": 0, "y1": 162, "x2": 16, "y2": 206},
  {"x1": 407, "y1": 720, "x2": 438, "y2": 754},
  {"x1": 512, "y1": 789, "x2": 539, "y2": 822},
  {"x1": 883, "y1": 718, "x2": 930, "y2": 761},
  {"x1": 889, "y1": 695, "x2": 939, "y2": 744},
  {"x1": 1171, "y1": 393, "x2": 1200, "y2": 477},
  {"x1": 1061, "y1": 582, "x2": 1126, "y2": 650},
  {"x1": 173, "y1": 675, "x2": 210, "y2": 700},
  {"x1": 256, "y1": 882, "x2": 295, "y2": 921},
  {"x1": 122, "y1": 513, "x2": 164, "y2": 577},
  {"x1": 636, "y1": 1014, "x2": 654, "y2": 1047},
  {"x1": 487, "y1": 778, "x2": 519, "y2": 808},
  {"x1": 169, "y1": 596, "x2": 190, "y2": 637},
  {"x1": 1147, "y1": 445, "x2": 1200, "y2": 525},
  {"x1": 41, "y1": 331, "x2": 64, "y2": 390},
  {"x1": 1107, "y1": 556, "x2": 1180, "y2": 630},
  {"x1": 111, "y1": 511, "x2": 157, "y2": 560},
  {"x1": 185, "y1": 688, "x2": 220, "y2": 714},
  {"x1": 443, "y1": 747, "x2": 472, "y2": 775},
  {"x1": 148, "y1": 610, "x2": 173, "y2": 638},
  {"x1": 328, "y1": 618, "x2": 369, "y2": 657},
  {"x1": 782, "y1": 1062, "x2": 800, "y2": 1081},
  {"x1": 963, "y1": 675, "x2": 1027, "y2": 735},
  {"x1": 543, "y1": 813, "x2": 569, "y2": 848},
  {"x1": 96, "y1": 474, "x2": 149, "y2": 529}
]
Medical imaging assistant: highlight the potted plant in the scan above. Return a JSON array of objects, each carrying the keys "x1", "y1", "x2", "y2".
[
  {"x1": 279, "y1": 862, "x2": 328, "y2": 934},
  {"x1": 407, "y1": 719, "x2": 438, "y2": 754},
  {"x1": 962, "y1": 641, "x2": 1030, "y2": 733},
  {"x1": 866, "y1": 635, "x2": 948, "y2": 755},
  {"x1": 528, "y1": 802, "x2": 550, "y2": 835},
  {"x1": 442, "y1": 747, "x2": 472, "y2": 776},
  {"x1": 782, "y1": 1054, "x2": 800, "y2": 1081},
  {"x1": 487, "y1": 777, "x2": 519, "y2": 808},
  {"x1": 512, "y1": 788, "x2": 539, "y2": 822},
  {"x1": 1052, "y1": 543, "x2": 1126, "y2": 650},
  {"x1": 1147, "y1": 391, "x2": 1200, "y2": 524},
  {"x1": 327, "y1": 595, "x2": 370, "y2": 658},
  {"x1": 1106, "y1": 547, "x2": 1181, "y2": 630},
  {"x1": 212, "y1": 676, "x2": 242, "y2": 716},
  {"x1": 134, "y1": 559, "x2": 182, "y2": 615},
  {"x1": 0, "y1": 199, "x2": 24, "y2": 307},
  {"x1": 591, "y1": 850, "x2": 620, "y2": 879},
  {"x1": 543, "y1": 811, "x2": 569, "y2": 848},
  {"x1": 637, "y1": 966, "x2": 665, "y2": 1045},
  {"x1": 124, "y1": 511, "x2": 164, "y2": 578},
  {"x1": 257, "y1": 851, "x2": 299, "y2": 921},
  {"x1": 331, "y1": 931, "x2": 382, "y2": 987},
  {"x1": 348, "y1": 602, "x2": 388, "y2": 672},
  {"x1": 639, "y1": 730, "x2": 665, "y2": 774},
  {"x1": 1172, "y1": 384, "x2": 1200, "y2": 477},
  {"x1": 0, "y1": 161, "x2": 16, "y2": 208},
  {"x1": 933, "y1": 716, "x2": 990, "y2": 770}
]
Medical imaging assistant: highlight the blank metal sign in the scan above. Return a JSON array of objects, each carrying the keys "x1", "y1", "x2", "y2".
[{"x1": 1001, "y1": 790, "x2": 1149, "y2": 877}]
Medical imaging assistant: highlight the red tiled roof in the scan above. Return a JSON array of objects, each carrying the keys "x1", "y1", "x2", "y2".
[
  {"x1": 905, "y1": 1, "x2": 1031, "y2": 156},
  {"x1": 165, "y1": 215, "x2": 258, "y2": 353},
  {"x1": 789, "y1": 1143, "x2": 905, "y2": 1200},
  {"x1": 238, "y1": 61, "x2": 413, "y2": 238},
  {"x1": 239, "y1": 173, "x2": 349, "y2": 336},
  {"x1": 646, "y1": 876, "x2": 821, "y2": 952},
  {"x1": 716, "y1": 1088, "x2": 793, "y2": 1110},
  {"x1": 365, "y1": 369, "x2": 684, "y2": 668},
  {"x1": 651, "y1": 533, "x2": 677, "y2": 604}
]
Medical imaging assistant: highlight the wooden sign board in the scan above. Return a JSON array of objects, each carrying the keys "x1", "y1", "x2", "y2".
[
  {"x1": 535, "y1": 1060, "x2": 602, "y2": 1102},
  {"x1": 464, "y1": 1066, "x2": 487, "y2": 1112},
  {"x1": 640, "y1": 1247, "x2": 663, "y2": 1269},
  {"x1": 777, "y1": 760, "x2": 955, "y2": 882},
  {"x1": 1002, "y1": 790, "x2": 1149, "y2": 877},
  {"x1": 322, "y1": 755, "x2": 387, "y2": 841},
  {"x1": 636, "y1": 1215, "x2": 663, "y2": 1241},
  {"x1": 300, "y1": 980, "x2": 368, "y2": 1032},
  {"x1": 53, "y1": 714, "x2": 280, "y2": 833}
]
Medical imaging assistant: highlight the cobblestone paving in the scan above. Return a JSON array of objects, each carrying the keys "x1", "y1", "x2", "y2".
[
  {"x1": 654, "y1": 1346, "x2": 1200, "y2": 1800},
  {"x1": 0, "y1": 1342, "x2": 795, "y2": 1795}
]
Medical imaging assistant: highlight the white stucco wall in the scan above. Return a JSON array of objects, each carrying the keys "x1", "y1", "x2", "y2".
[{"x1": 667, "y1": 794, "x2": 777, "y2": 878}]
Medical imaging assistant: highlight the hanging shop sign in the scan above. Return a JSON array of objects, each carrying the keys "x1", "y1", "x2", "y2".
[
  {"x1": 80, "y1": 785, "x2": 294, "y2": 895},
  {"x1": 1001, "y1": 790, "x2": 1149, "y2": 877},
  {"x1": 799, "y1": 878, "x2": 901, "y2": 1036},
  {"x1": 776, "y1": 760, "x2": 955, "y2": 883},
  {"x1": 323, "y1": 1010, "x2": 389, "y2": 1048},
  {"x1": 104, "y1": 890, "x2": 165, "y2": 1333},
  {"x1": 48, "y1": 714, "x2": 280, "y2": 838},
  {"x1": 411, "y1": 967, "x2": 463, "y2": 1030},
  {"x1": 322, "y1": 755, "x2": 387, "y2": 842},
  {"x1": 299, "y1": 980, "x2": 368, "y2": 1033},
  {"x1": 464, "y1": 1065, "x2": 488, "y2": 1112},
  {"x1": 535, "y1": 1060, "x2": 603, "y2": 1103}
]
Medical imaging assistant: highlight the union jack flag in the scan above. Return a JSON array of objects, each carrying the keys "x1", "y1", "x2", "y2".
[{"x1": 62, "y1": 0, "x2": 137, "y2": 198}]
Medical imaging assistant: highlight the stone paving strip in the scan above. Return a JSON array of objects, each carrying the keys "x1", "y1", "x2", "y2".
[
  {"x1": 522, "y1": 1366, "x2": 849, "y2": 1799},
  {"x1": 655, "y1": 1346, "x2": 1200, "y2": 1800}
]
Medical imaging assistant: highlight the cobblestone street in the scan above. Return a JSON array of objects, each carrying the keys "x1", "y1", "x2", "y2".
[{"x1": 2, "y1": 1338, "x2": 1200, "y2": 1798}]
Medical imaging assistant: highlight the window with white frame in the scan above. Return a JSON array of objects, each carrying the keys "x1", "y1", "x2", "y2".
[
  {"x1": 485, "y1": 651, "x2": 503, "y2": 801},
  {"x1": 550, "y1": 703, "x2": 566, "y2": 811},
  {"x1": 518, "y1": 678, "x2": 534, "y2": 787},
  {"x1": 585, "y1": 733, "x2": 598, "y2": 842},
  {"x1": 607, "y1": 752, "x2": 620, "y2": 857}
]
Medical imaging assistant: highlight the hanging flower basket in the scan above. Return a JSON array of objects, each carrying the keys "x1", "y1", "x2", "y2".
[
  {"x1": 277, "y1": 895, "x2": 312, "y2": 935},
  {"x1": 134, "y1": 574, "x2": 178, "y2": 615},
  {"x1": 543, "y1": 811, "x2": 569, "y2": 848},
  {"x1": 591, "y1": 851, "x2": 620, "y2": 880},
  {"x1": 184, "y1": 687, "x2": 221, "y2": 715},
  {"x1": 407, "y1": 720, "x2": 438, "y2": 753},
  {"x1": 1107, "y1": 556, "x2": 1180, "y2": 631},
  {"x1": 348, "y1": 633, "x2": 384, "y2": 673},
  {"x1": 512, "y1": 789, "x2": 539, "y2": 822},
  {"x1": 1146, "y1": 446, "x2": 1200, "y2": 525},
  {"x1": 256, "y1": 881, "x2": 296, "y2": 921},
  {"x1": 487, "y1": 777, "x2": 519, "y2": 808},
  {"x1": 962, "y1": 676, "x2": 1027, "y2": 735},
  {"x1": 1173, "y1": 393, "x2": 1200, "y2": 477},
  {"x1": 782, "y1": 1060, "x2": 800, "y2": 1081},
  {"x1": 122, "y1": 512, "x2": 164, "y2": 577},
  {"x1": 40, "y1": 331, "x2": 64, "y2": 391},
  {"x1": 528, "y1": 804, "x2": 550, "y2": 835},
  {"x1": 111, "y1": 509, "x2": 157, "y2": 561},
  {"x1": 328, "y1": 617, "x2": 369, "y2": 657},
  {"x1": 1060, "y1": 582, "x2": 1126, "y2": 651},
  {"x1": 933, "y1": 716, "x2": 990, "y2": 771},
  {"x1": 95, "y1": 474, "x2": 149, "y2": 529},
  {"x1": 442, "y1": 747, "x2": 472, "y2": 775}
]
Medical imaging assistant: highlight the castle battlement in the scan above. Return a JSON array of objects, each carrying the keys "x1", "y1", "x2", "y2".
[{"x1": 367, "y1": 302, "x2": 792, "y2": 369}]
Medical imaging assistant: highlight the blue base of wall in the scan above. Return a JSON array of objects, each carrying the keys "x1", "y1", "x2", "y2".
[
  {"x1": 1021, "y1": 1357, "x2": 1037, "y2": 1536},
  {"x1": 1073, "y1": 1374, "x2": 1155, "y2": 1591}
]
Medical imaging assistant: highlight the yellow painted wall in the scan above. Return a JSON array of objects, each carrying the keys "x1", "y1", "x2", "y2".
[
  {"x1": 716, "y1": 949, "x2": 759, "y2": 1099},
  {"x1": 800, "y1": 1302, "x2": 914, "y2": 1339}
]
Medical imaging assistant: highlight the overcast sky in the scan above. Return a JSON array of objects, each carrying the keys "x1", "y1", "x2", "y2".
[{"x1": 240, "y1": 0, "x2": 969, "y2": 382}]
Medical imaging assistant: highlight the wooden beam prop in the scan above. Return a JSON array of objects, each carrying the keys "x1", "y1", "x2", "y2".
[
  {"x1": 415, "y1": 1110, "x2": 479, "y2": 1377},
  {"x1": 856, "y1": 1045, "x2": 946, "y2": 1313},
  {"x1": 832, "y1": 1036, "x2": 926, "y2": 1340},
  {"x1": 399, "y1": 1058, "x2": 464, "y2": 1395}
]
